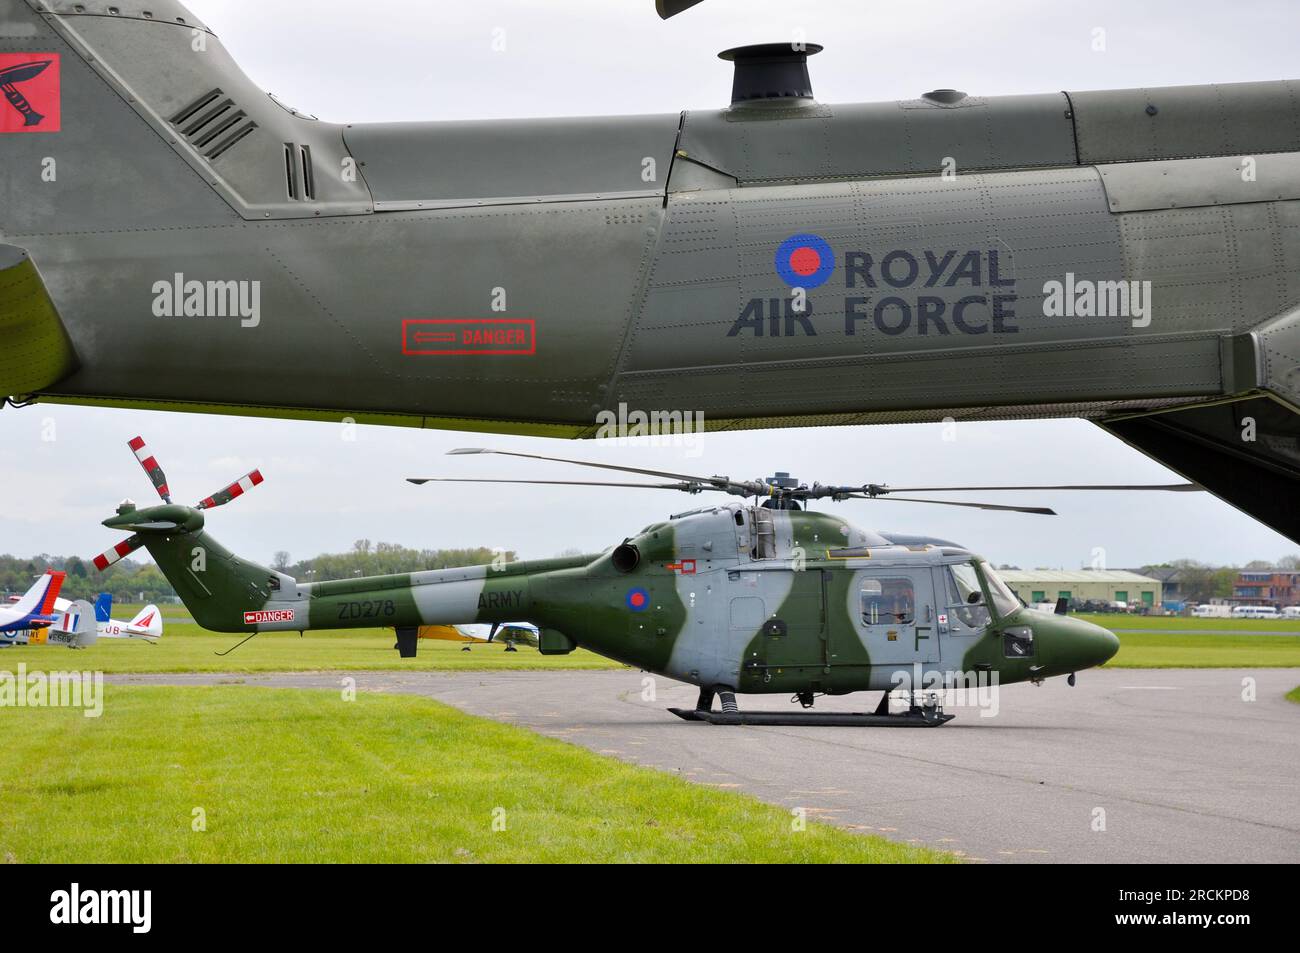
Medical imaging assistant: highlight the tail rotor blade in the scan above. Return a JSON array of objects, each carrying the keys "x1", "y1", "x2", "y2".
[
  {"x1": 92, "y1": 534, "x2": 144, "y2": 571},
  {"x1": 128, "y1": 435, "x2": 172, "y2": 503},
  {"x1": 197, "y1": 469, "x2": 264, "y2": 509}
]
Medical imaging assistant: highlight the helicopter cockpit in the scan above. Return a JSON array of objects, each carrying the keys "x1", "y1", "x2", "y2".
[{"x1": 934, "y1": 557, "x2": 1023, "y2": 633}]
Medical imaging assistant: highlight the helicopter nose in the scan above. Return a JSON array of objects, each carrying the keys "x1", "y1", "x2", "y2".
[
  {"x1": 1046, "y1": 615, "x2": 1120, "y2": 673},
  {"x1": 1083, "y1": 621, "x2": 1121, "y2": 668}
]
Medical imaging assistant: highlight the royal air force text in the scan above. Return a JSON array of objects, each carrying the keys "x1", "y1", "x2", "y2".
[{"x1": 729, "y1": 250, "x2": 1018, "y2": 338}]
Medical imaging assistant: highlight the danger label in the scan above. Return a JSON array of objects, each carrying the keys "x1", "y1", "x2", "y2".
[
  {"x1": 244, "y1": 609, "x2": 295, "y2": 624},
  {"x1": 402, "y1": 318, "x2": 536, "y2": 356}
]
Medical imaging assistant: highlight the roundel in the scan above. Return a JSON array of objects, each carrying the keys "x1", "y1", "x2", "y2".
[
  {"x1": 626, "y1": 587, "x2": 650, "y2": 612},
  {"x1": 775, "y1": 233, "x2": 835, "y2": 289}
]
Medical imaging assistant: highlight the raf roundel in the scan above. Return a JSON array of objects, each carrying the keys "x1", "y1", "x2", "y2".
[
  {"x1": 775, "y1": 233, "x2": 835, "y2": 289},
  {"x1": 626, "y1": 587, "x2": 650, "y2": 612}
]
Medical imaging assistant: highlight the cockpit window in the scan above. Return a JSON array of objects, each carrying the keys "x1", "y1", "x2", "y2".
[
  {"x1": 944, "y1": 563, "x2": 990, "y2": 629},
  {"x1": 860, "y1": 577, "x2": 915, "y2": 626},
  {"x1": 977, "y1": 561, "x2": 1021, "y2": 619}
]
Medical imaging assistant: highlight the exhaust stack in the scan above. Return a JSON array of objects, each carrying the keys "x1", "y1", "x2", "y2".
[{"x1": 719, "y1": 43, "x2": 823, "y2": 107}]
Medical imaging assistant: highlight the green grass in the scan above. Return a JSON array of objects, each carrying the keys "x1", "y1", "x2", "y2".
[
  {"x1": 1076, "y1": 613, "x2": 1300, "y2": 633},
  {"x1": 0, "y1": 686, "x2": 949, "y2": 864},
  {"x1": 1067, "y1": 614, "x2": 1300, "y2": 668},
  {"x1": 1101, "y1": 631, "x2": 1300, "y2": 668},
  {"x1": 1288, "y1": 686, "x2": 1300, "y2": 704},
  {"x1": 4, "y1": 619, "x2": 624, "y2": 674}
]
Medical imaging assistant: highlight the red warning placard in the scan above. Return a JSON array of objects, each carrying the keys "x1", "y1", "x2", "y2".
[{"x1": 402, "y1": 318, "x2": 536, "y2": 356}]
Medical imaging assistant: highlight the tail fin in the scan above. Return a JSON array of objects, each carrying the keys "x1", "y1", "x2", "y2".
[
  {"x1": 94, "y1": 592, "x2": 113, "y2": 623},
  {"x1": 10, "y1": 569, "x2": 66, "y2": 618},
  {"x1": 127, "y1": 605, "x2": 164, "y2": 641},
  {"x1": 49, "y1": 599, "x2": 97, "y2": 649}
]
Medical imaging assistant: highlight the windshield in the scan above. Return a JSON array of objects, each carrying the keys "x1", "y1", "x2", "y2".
[
  {"x1": 977, "y1": 561, "x2": 1022, "y2": 618},
  {"x1": 944, "y1": 563, "x2": 990, "y2": 629}
]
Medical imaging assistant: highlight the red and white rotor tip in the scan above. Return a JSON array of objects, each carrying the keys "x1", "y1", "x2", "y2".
[
  {"x1": 198, "y1": 469, "x2": 265, "y2": 510},
  {"x1": 92, "y1": 535, "x2": 143, "y2": 572},
  {"x1": 128, "y1": 435, "x2": 171, "y2": 503}
]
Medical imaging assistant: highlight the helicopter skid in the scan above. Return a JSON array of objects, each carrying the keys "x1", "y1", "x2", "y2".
[{"x1": 667, "y1": 707, "x2": 955, "y2": 727}]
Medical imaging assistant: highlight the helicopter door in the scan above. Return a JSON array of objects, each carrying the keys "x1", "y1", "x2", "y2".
[
  {"x1": 757, "y1": 569, "x2": 828, "y2": 672},
  {"x1": 854, "y1": 570, "x2": 939, "y2": 666}
]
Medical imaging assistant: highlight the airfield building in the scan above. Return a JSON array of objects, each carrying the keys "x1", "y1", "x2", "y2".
[{"x1": 997, "y1": 570, "x2": 1163, "y2": 609}]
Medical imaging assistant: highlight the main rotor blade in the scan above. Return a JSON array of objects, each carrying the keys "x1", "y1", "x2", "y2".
[
  {"x1": 448, "y1": 448, "x2": 750, "y2": 494},
  {"x1": 875, "y1": 483, "x2": 1200, "y2": 494},
  {"x1": 409, "y1": 477, "x2": 707, "y2": 492},
  {"x1": 656, "y1": 0, "x2": 706, "y2": 18},
  {"x1": 847, "y1": 495, "x2": 1056, "y2": 516},
  {"x1": 92, "y1": 534, "x2": 144, "y2": 571},
  {"x1": 128, "y1": 435, "x2": 171, "y2": 503},
  {"x1": 197, "y1": 470, "x2": 264, "y2": 509}
]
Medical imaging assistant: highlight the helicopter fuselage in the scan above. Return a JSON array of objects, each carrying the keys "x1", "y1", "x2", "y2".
[{"x1": 120, "y1": 500, "x2": 1119, "y2": 697}]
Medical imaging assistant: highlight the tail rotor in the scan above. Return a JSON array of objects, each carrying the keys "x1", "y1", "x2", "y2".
[{"x1": 93, "y1": 436, "x2": 266, "y2": 572}]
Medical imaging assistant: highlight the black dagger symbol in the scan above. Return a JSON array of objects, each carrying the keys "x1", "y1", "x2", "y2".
[{"x1": 0, "y1": 60, "x2": 52, "y2": 127}]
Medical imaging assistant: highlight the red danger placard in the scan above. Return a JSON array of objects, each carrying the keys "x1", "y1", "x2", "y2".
[
  {"x1": 244, "y1": 609, "x2": 295, "y2": 624},
  {"x1": 402, "y1": 319, "x2": 536, "y2": 356},
  {"x1": 0, "y1": 53, "x2": 60, "y2": 134}
]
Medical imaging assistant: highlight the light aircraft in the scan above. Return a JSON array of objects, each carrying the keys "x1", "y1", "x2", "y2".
[
  {"x1": 0, "y1": 0, "x2": 1296, "y2": 542},
  {"x1": 0, "y1": 569, "x2": 65, "y2": 639},
  {"x1": 2, "y1": 590, "x2": 163, "y2": 646},
  {"x1": 1, "y1": 594, "x2": 98, "y2": 649},
  {"x1": 85, "y1": 438, "x2": 1207, "y2": 726},
  {"x1": 43, "y1": 599, "x2": 96, "y2": 648},
  {"x1": 417, "y1": 622, "x2": 541, "y2": 652}
]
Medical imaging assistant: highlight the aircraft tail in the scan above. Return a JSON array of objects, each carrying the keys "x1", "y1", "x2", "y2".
[
  {"x1": 49, "y1": 600, "x2": 97, "y2": 649},
  {"x1": 10, "y1": 570, "x2": 66, "y2": 619},
  {"x1": 93, "y1": 592, "x2": 113, "y2": 623},
  {"x1": 117, "y1": 514, "x2": 284, "y2": 633},
  {"x1": 126, "y1": 605, "x2": 164, "y2": 642}
]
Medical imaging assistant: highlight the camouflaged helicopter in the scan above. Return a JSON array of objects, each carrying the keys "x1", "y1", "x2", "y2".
[{"x1": 91, "y1": 438, "x2": 1195, "y2": 726}]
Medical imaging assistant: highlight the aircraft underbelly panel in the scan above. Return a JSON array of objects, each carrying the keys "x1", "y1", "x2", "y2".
[{"x1": 22, "y1": 199, "x2": 663, "y2": 421}]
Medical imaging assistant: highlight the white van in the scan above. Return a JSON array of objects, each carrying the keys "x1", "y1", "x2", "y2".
[
  {"x1": 1282, "y1": 606, "x2": 1300, "y2": 620},
  {"x1": 1191, "y1": 604, "x2": 1232, "y2": 618},
  {"x1": 1231, "y1": 605, "x2": 1279, "y2": 619}
]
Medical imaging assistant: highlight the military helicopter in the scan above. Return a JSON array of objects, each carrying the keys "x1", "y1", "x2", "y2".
[
  {"x1": 1, "y1": 0, "x2": 1297, "y2": 543},
  {"x1": 93, "y1": 438, "x2": 1197, "y2": 726}
]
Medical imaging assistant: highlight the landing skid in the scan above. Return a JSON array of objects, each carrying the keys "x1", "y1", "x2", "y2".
[
  {"x1": 669, "y1": 688, "x2": 954, "y2": 727},
  {"x1": 668, "y1": 707, "x2": 953, "y2": 727}
]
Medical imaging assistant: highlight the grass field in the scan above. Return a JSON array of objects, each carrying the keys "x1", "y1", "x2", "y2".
[
  {"x1": 5, "y1": 607, "x2": 1297, "y2": 674},
  {"x1": 1070, "y1": 613, "x2": 1300, "y2": 668},
  {"x1": 1075, "y1": 613, "x2": 1300, "y2": 633},
  {"x1": 1288, "y1": 686, "x2": 1300, "y2": 704},
  {"x1": 0, "y1": 685, "x2": 950, "y2": 864},
  {"x1": 1100, "y1": 631, "x2": 1300, "y2": 668}
]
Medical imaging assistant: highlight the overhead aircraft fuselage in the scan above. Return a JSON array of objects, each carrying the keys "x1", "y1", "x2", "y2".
[{"x1": 2, "y1": 0, "x2": 1298, "y2": 539}]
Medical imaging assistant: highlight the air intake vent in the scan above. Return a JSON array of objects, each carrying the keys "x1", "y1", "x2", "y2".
[
  {"x1": 169, "y1": 88, "x2": 258, "y2": 160},
  {"x1": 284, "y1": 143, "x2": 315, "y2": 201}
]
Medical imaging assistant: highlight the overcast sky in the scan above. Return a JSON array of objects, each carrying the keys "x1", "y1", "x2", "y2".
[{"x1": 3, "y1": 0, "x2": 1298, "y2": 571}]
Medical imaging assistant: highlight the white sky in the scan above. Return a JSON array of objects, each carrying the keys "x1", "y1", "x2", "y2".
[{"x1": 2, "y1": 0, "x2": 1298, "y2": 570}]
